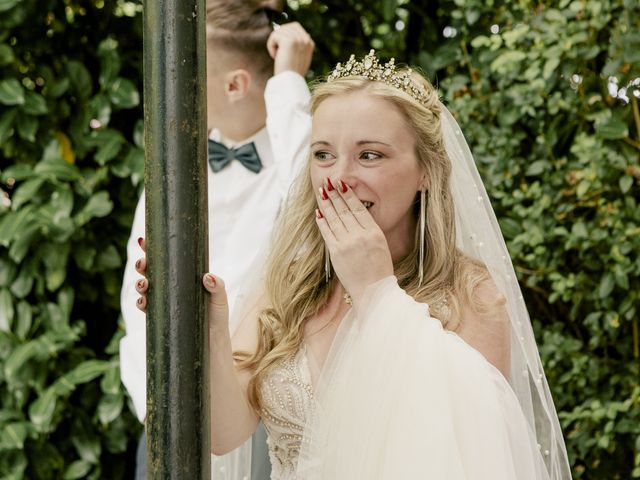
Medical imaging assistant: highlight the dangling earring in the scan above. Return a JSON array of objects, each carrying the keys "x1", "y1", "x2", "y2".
[
  {"x1": 324, "y1": 245, "x2": 331, "y2": 283},
  {"x1": 418, "y1": 188, "x2": 427, "y2": 287}
]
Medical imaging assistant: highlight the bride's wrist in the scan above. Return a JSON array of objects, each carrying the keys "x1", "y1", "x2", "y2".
[{"x1": 349, "y1": 275, "x2": 398, "y2": 307}]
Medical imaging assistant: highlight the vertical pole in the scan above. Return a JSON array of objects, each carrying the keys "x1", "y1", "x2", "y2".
[{"x1": 143, "y1": 0, "x2": 210, "y2": 477}]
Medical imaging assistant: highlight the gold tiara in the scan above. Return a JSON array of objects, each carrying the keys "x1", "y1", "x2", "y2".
[{"x1": 327, "y1": 49, "x2": 430, "y2": 106}]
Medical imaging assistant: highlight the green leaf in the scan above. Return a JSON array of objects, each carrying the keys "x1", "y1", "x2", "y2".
[
  {"x1": 100, "y1": 364, "x2": 121, "y2": 394},
  {"x1": 133, "y1": 118, "x2": 144, "y2": 148},
  {"x1": 15, "y1": 112, "x2": 38, "y2": 142},
  {"x1": 596, "y1": 116, "x2": 628, "y2": 139},
  {"x1": 0, "y1": 78, "x2": 25, "y2": 105},
  {"x1": 67, "y1": 60, "x2": 93, "y2": 100},
  {"x1": 1, "y1": 163, "x2": 35, "y2": 182},
  {"x1": 74, "y1": 191, "x2": 113, "y2": 226},
  {"x1": 89, "y1": 93, "x2": 111, "y2": 125},
  {"x1": 490, "y1": 51, "x2": 527, "y2": 73},
  {"x1": 44, "y1": 77, "x2": 70, "y2": 98},
  {"x1": 22, "y1": 90, "x2": 48, "y2": 115},
  {"x1": 9, "y1": 223, "x2": 38, "y2": 263},
  {"x1": 0, "y1": 288, "x2": 14, "y2": 332},
  {"x1": 3, "y1": 340, "x2": 39, "y2": 384},
  {"x1": 63, "y1": 460, "x2": 92, "y2": 480},
  {"x1": 619, "y1": 175, "x2": 633, "y2": 193},
  {"x1": 95, "y1": 244, "x2": 122, "y2": 270},
  {"x1": 71, "y1": 432, "x2": 101, "y2": 463},
  {"x1": 98, "y1": 392, "x2": 124, "y2": 424},
  {"x1": 525, "y1": 160, "x2": 548, "y2": 176},
  {"x1": 11, "y1": 177, "x2": 44, "y2": 210},
  {"x1": 73, "y1": 244, "x2": 96, "y2": 271},
  {"x1": 471, "y1": 35, "x2": 491, "y2": 48},
  {"x1": 65, "y1": 360, "x2": 111, "y2": 385},
  {"x1": 94, "y1": 133, "x2": 123, "y2": 165},
  {"x1": 381, "y1": 0, "x2": 397, "y2": 21},
  {"x1": 109, "y1": 78, "x2": 139, "y2": 109},
  {"x1": 98, "y1": 38, "x2": 122, "y2": 88},
  {"x1": 598, "y1": 272, "x2": 615, "y2": 298},
  {"x1": 34, "y1": 158, "x2": 80, "y2": 182},
  {"x1": 14, "y1": 301, "x2": 33, "y2": 339},
  {"x1": 0, "y1": 422, "x2": 28, "y2": 449},
  {"x1": 0, "y1": 205, "x2": 34, "y2": 246},
  {"x1": 0, "y1": 0, "x2": 20, "y2": 12},
  {"x1": 0, "y1": 107, "x2": 16, "y2": 143},
  {"x1": 41, "y1": 243, "x2": 69, "y2": 292},
  {"x1": 0, "y1": 44, "x2": 15, "y2": 65},
  {"x1": 28, "y1": 387, "x2": 57, "y2": 431},
  {"x1": 10, "y1": 266, "x2": 34, "y2": 298},
  {"x1": 0, "y1": 257, "x2": 17, "y2": 287},
  {"x1": 542, "y1": 56, "x2": 560, "y2": 80}
]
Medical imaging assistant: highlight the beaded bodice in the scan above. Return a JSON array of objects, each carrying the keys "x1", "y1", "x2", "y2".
[{"x1": 259, "y1": 346, "x2": 314, "y2": 480}]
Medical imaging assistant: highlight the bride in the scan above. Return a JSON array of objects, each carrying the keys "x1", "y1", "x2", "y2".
[{"x1": 138, "y1": 51, "x2": 571, "y2": 479}]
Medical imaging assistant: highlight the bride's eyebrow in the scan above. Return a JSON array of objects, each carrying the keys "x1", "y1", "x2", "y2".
[
  {"x1": 311, "y1": 141, "x2": 330, "y2": 148},
  {"x1": 356, "y1": 140, "x2": 391, "y2": 147}
]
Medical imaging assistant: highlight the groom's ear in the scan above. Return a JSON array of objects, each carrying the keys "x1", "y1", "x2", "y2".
[{"x1": 224, "y1": 69, "x2": 252, "y2": 103}]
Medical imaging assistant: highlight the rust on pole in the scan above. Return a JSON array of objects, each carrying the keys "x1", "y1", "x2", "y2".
[{"x1": 143, "y1": 0, "x2": 210, "y2": 477}]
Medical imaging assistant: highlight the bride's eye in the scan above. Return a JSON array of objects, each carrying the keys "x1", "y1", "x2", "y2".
[
  {"x1": 360, "y1": 151, "x2": 383, "y2": 161},
  {"x1": 313, "y1": 151, "x2": 334, "y2": 161}
]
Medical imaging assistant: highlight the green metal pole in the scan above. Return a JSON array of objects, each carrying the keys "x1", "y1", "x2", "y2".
[{"x1": 143, "y1": 0, "x2": 210, "y2": 477}]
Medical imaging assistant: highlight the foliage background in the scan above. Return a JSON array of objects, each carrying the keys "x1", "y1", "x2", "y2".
[{"x1": 0, "y1": 0, "x2": 638, "y2": 478}]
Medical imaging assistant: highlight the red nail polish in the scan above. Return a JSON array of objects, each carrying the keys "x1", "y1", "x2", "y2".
[
  {"x1": 321, "y1": 186, "x2": 328, "y2": 200},
  {"x1": 340, "y1": 180, "x2": 348, "y2": 193},
  {"x1": 326, "y1": 178, "x2": 334, "y2": 191},
  {"x1": 316, "y1": 208, "x2": 323, "y2": 219},
  {"x1": 137, "y1": 237, "x2": 143, "y2": 247},
  {"x1": 137, "y1": 279, "x2": 144, "y2": 289}
]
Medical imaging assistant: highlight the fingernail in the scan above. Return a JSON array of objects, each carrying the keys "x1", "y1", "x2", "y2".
[
  {"x1": 205, "y1": 274, "x2": 216, "y2": 288},
  {"x1": 340, "y1": 180, "x2": 348, "y2": 193},
  {"x1": 319, "y1": 186, "x2": 328, "y2": 200},
  {"x1": 137, "y1": 279, "x2": 144, "y2": 289},
  {"x1": 137, "y1": 237, "x2": 143, "y2": 247},
  {"x1": 137, "y1": 297, "x2": 143, "y2": 305},
  {"x1": 326, "y1": 177, "x2": 334, "y2": 191},
  {"x1": 135, "y1": 259, "x2": 141, "y2": 269},
  {"x1": 315, "y1": 208, "x2": 323, "y2": 219}
]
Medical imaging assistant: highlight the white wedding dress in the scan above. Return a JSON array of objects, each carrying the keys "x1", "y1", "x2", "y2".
[{"x1": 258, "y1": 276, "x2": 553, "y2": 480}]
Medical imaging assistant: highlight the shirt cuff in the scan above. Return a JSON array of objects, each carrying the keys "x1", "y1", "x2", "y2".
[{"x1": 264, "y1": 71, "x2": 311, "y2": 111}]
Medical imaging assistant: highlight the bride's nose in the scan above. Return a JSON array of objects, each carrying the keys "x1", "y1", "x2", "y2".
[{"x1": 332, "y1": 158, "x2": 357, "y2": 188}]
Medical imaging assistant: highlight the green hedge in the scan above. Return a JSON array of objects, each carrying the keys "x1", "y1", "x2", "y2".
[
  {"x1": 0, "y1": 1, "x2": 143, "y2": 478},
  {"x1": 0, "y1": 0, "x2": 638, "y2": 478}
]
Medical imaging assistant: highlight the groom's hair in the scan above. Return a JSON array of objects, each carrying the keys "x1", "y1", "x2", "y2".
[{"x1": 206, "y1": 0, "x2": 284, "y2": 79}]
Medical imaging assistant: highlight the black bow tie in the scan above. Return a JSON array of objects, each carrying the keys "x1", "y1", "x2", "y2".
[{"x1": 207, "y1": 139, "x2": 262, "y2": 174}]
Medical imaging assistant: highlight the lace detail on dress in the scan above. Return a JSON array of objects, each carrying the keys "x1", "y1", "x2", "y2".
[{"x1": 260, "y1": 346, "x2": 314, "y2": 480}]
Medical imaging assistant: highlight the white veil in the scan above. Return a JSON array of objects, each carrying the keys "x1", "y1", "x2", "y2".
[
  {"x1": 441, "y1": 106, "x2": 570, "y2": 478},
  {"x1": 292, "y1": 104, "x2": 572, "y2": 479}
]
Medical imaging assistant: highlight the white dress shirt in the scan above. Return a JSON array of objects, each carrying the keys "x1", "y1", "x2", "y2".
[{"x1": 119, "y1": 71, "x2": 311, "y2": 422}]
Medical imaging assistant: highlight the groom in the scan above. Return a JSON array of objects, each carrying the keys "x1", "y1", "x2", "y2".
[{"x1": 119, "y1": 1, "x2": 314, "y2": 478}]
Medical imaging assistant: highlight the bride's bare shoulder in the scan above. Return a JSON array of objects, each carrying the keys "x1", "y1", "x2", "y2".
[{"x1": 454, "y1": 277, "x2": 511, "y2": 377}]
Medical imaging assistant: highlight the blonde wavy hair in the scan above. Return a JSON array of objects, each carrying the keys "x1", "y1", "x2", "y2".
[{"x1": 237, "y1": 69, "x2": 494, "y2": 411}]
